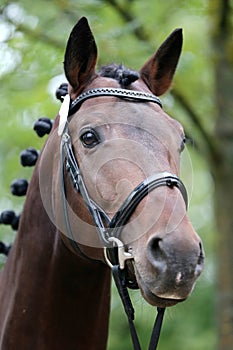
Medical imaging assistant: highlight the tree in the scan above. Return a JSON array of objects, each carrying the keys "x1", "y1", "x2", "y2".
[{"x1": 210, "y1": 1, "x2": 233, "y2": 349}]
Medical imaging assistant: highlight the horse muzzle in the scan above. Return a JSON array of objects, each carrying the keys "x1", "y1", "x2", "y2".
[{"x1": 133, "y1": 231, "x2": 204, "y2": 307}]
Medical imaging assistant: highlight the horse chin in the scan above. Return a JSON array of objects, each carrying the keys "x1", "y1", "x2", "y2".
[
  {"x1": 133, "y1": 268, "x2": 186, "y2": 308},
  {"x1": 139, "y1": 282, "x2": 186, "y2": 308},
  {"x1": 126, "y1": 262, "x2": 186, "y2": 307}
]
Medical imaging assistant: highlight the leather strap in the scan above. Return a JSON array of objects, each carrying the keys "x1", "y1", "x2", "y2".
[
  {"x1": 108, "y1": 172, "x2": 188, "y2": 239},
  {"x1": 68, "y1": 87, "x2": 162, "y2": 116},
  {"x1": 112, "y1": 265, "x2": 165, "y2": 350}
]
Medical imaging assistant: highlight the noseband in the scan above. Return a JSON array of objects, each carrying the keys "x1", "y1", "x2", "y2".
[{"x1": 59, "y1": 87, "x2": 188, "y2": 350}]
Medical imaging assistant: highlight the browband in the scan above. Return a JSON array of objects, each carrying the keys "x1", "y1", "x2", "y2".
[{"x1": 68, "y1": 87, "x2": 162, "y2": 116}]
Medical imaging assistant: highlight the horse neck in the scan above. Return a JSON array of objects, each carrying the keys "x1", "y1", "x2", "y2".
[{"x1": 0, "y1": 144, "x2": 111, "y2": 350}]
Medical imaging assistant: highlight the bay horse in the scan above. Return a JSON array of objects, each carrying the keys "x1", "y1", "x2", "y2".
[{"x1": 0, "y1": 17, "x2": 204, "y2": 350}]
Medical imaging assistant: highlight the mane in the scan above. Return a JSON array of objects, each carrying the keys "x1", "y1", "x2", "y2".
[{"x1": 98, "y1": 64, "x2": 139, "y2": 87}]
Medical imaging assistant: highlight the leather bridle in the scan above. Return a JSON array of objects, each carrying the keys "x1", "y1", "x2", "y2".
[{"x1": 59, "y1": 87, "x2": 188, "y2": 350}]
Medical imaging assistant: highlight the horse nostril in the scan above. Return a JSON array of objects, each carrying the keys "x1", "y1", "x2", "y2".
[
  {"x1": 197, "y1": 242, "x2": 204, "y2": 264},
  {"x1": 149, "y1": 237, "x2": 162, "y2": 257},
  {"x1": 147, "y1": 236, "x2": 167, "y2": 274},
  {"x1": 195, "y1": 242, "x2": 205, "y2": 277}
]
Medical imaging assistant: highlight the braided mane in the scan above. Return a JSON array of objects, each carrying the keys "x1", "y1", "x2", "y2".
[{"x1": 98, "y1": 64, "x2": 139, "y2": 87}]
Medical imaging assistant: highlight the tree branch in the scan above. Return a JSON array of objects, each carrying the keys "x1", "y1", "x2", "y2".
[
  {"x1": 171, "y1": 89, "x2": 220, "y2": 161},
  {"x1": 103, "y1": 0, "x2": 150, "y2": 41}
]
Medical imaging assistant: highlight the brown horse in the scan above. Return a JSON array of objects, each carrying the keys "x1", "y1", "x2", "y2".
[{"x1": 0, "y1": 17, "x2": 204, "y2": 350}]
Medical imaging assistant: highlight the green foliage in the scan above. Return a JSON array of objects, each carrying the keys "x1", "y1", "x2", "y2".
[{"x1": 0, "y1": 1, "x2": 217, "y2": 349}]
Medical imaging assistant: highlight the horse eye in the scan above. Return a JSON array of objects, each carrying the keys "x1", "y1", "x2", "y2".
[{"x1": 80, "y1": 130, "x2": 100, "y2": 148}]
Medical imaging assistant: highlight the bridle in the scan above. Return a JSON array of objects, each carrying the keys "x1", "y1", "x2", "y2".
[{"x1": 59, "y1": 87, "x2": 188, "y2": 350}]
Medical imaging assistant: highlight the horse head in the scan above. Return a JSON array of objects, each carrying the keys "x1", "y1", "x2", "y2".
[{"x1": 40, "y1": 17, "x2": 204, "y2": 309}]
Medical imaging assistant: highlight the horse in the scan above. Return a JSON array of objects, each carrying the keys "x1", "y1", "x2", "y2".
[{"x1": 0, "y1": 17, "x2": 204, "y2": 350}]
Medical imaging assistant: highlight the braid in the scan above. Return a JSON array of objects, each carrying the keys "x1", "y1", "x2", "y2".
[{"x1": 99, "y1": 64, "x2": 139, "y2": 87}]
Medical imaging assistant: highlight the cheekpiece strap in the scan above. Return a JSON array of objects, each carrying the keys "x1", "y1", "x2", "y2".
[{"x1": 68, "y1": 87, "x2": 162, "y2": 117}]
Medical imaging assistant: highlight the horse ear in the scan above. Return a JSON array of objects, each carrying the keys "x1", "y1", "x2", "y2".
[
  {"x1": 140, "y1": 28, "x2": 182, "y2": 96},
  {"x1": 64, "y1": 17, "x2": 97, "y2": 91}
]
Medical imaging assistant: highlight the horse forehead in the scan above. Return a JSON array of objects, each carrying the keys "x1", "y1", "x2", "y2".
[{"x1": 72, "y1": 100, "x2": 182, "y2": 141}]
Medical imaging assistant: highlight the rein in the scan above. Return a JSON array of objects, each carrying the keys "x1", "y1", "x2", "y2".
[{"x1": 59, "y1": 87, "x2": 188, "y2": 350}]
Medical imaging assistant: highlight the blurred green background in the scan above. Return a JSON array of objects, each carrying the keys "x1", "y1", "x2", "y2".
[{"x1": 1, "y1": 0, "x2": 232, "y2": 349}]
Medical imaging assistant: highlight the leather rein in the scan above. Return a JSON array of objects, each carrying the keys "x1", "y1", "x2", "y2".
[{"x1": 59, "y1": 87, "x2": 188, "y2": 350}]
